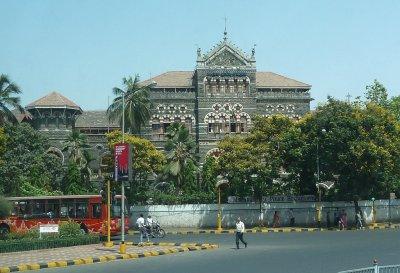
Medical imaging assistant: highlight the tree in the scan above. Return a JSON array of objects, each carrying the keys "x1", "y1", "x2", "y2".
[
  {"x1": 284, "y1": 98, "x2": 400, "y2": 202},
  {"x1": 62, "y1": 161, "x2": 86, "y2": 194},
  {"x1": 0, "y1": 123, "x2": 63, "y2": 196},
  {"x1": 107, "y1": 75, "x2": 152, "y2": 135},
  {"x1": 163, "y1": 123, "x2": 197, "y2": 192},
  {"x1": 0, "y1": 127, "x2": 6, "y2": 166},
  {"x1": 388, "y1": 96, "x2": 400, "y2": 121},
  {"x1": 201, "y1": 156, "x2": 219, "y2": 194},
  {"x1": 62, "y1": 130, "x2": 90, "y2": 165},
  {"x1": 106, "y1": 130, "x2": 166, "y2": 203},
  {"x1": 365, "y1": 79, "x2": 388, "y2": 107},
  {"x1": 0, "y1": 74, "x2": 24, "y2": 125}
]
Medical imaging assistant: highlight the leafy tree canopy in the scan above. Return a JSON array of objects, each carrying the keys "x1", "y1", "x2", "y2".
[
  {"x1": 365, "y1": 79, "x2": 388, "y2": 107},
  {"x1": 0, "y1": 123, "x2": 63, "y2": 196}
]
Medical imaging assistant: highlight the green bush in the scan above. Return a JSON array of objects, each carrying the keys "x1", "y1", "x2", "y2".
[
  {"x1": 0, "y1": 196, "x2": 11, "y2": 218},
  {"x1": 59, "y1": 221, "x2": 82, "y2": 238},
  {"x1": 0, "y1": 235, "x2": 99, "y2": 253}
]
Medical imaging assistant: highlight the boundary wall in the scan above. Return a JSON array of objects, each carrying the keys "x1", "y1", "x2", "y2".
[{"x1": 130, "y1": 199, "x2": 400, "y2": 228}]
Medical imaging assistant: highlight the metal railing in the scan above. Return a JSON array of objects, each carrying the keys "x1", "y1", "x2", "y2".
[{"x1": 339, "y1": 264, "x2": 400, "y2": 273}]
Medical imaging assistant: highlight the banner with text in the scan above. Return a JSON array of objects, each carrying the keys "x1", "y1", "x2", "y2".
[{"x1": 114, "y1": 143, "x2": 131, "y2": 182}]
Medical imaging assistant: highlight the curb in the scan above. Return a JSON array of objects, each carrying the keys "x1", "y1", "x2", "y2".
[
  {"x1": 0, "y1": 243, "x2": 218, "y2": 273},
  {"x1": 127, "y1": 224, "x2": 400, "y2": 236}
]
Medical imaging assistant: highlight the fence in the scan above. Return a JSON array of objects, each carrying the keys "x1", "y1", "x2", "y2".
[{"x1": 339, "y1": 264, "x2": 400, "y2": 273}]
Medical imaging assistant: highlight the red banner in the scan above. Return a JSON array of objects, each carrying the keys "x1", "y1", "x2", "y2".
[{"x1": 114, "y1": 143, "x2": 130, "y2": 181}]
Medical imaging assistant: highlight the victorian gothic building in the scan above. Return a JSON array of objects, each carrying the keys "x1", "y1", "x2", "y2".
[
  {"x1": 19, "y1": 34, "x2": 312, "y2": 173},
  {"x1": 140, "y1": 34, "x2": 312, "y2": 159}
]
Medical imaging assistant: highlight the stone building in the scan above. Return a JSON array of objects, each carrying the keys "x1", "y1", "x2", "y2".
[
  {"x1": 140, "y1": 34, "x2": 312, "y2": 160},
  {"x1": 20, "y1": 34, "x2": 312, "y2": 171}
]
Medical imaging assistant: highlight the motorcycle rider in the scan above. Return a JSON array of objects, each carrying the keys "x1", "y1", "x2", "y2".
[{"x1": 146, "y1": 215, "x2": 155, "y2": 238}]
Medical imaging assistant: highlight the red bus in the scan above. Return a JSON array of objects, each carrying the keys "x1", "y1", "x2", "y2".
[{"x1": 0, "y1": 195, "x2": 129, "y2": 236}]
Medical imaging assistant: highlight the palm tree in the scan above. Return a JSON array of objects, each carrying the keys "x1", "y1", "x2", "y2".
[
  {"x1": 163, "y1": 123, "x2": 196, "y2": 190},
  {"x1": 80, "y1": 149, "x2": 95, "y2": 184},
  {"x1": 0, "y1": 74, "x2": 24, "y2": 125},
  {"x1": 107, "y1": 75, "x2": 152, "y2": 135},
  {"x1": 62, "y1": 130, "x2": 90, "y2": 165}
]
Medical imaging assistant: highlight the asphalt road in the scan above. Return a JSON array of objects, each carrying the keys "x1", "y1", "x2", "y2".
[{"x1": 46, "y1": 229, "x2": 400, "y2": 273}]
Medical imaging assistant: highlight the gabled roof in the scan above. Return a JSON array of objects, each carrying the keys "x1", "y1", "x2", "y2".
[
  {"x1": 197, "y1": 38, "x2": 255, "y2": 68},
  {"x1": 140, "y1": 71, "x2": 194, "y2": 88},
  {"x1": 139, "y1": 71, "x2": 310, "y2": 89},
  {"x1": 75, "y1": 110, "x2": 119, "y2": 128},
  {"x1": 256, "y1": 72, "x2": 311, "y2": 89},
  {"x1": 26, "y1": 92, "x2": 82, "y2": 112}
]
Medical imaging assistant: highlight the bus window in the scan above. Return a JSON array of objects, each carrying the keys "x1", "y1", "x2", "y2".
[
  {"x1": 75, "y1": 203, "x2": 88, "y2": 218},
  {"x1": 60, "y1": 200, "x2": 75, "y2": 218},
  {"x1": 47, "y1": 202, "x2": 60, "y2": 218},
  {"x1": 31, "y1": 200, "x2": 46, "y2": 218},
  {"x1": 92, "y1": 204, "x2": 101, "y2": 219}
]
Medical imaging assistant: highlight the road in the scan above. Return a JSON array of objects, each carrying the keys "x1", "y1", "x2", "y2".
[{"x1": 46, "y1": 229, "x2": 399, "y2": 273}]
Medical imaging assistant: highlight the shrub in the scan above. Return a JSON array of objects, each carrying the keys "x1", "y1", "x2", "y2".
[
  {"x1": 59, "y1": 221, "x2": 82, "y2": 238},
  {"x1": 0, "y1": 196, "x2": 11, "y2": 218}
]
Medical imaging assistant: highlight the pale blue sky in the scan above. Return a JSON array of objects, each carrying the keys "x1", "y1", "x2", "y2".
[{"x1": 1, "y1": 0, "x2": 399, "y2": 110}]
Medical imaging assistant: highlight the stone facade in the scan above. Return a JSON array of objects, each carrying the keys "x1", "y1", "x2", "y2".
[{"x1": 140, "y1": 36, "x2": 312, "y2": 160}]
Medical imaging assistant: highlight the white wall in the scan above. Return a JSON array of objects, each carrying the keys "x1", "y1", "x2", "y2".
[{"x1": 129, "y1": 199, "x2": 400, "y2": 228}]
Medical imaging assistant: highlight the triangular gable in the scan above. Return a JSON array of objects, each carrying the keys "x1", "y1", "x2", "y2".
[{"x1": 197, "y1": 39, "x2": 255, "y2": 68}]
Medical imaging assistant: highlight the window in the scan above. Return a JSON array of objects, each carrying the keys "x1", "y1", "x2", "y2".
[
  {"x1": 152, "y1": 123, "x2": 162, "y2": 134},
  {"x1": 75, "y1": 203, "x2": 88, "y2": 218},
  {"x1": 60, "y1": 200, "x2": 75, "y2": 218},
  {"x1": 92, "y1": 204, "x2": 101, "y2": 219},
  {"x1": 163, "y1": 123, "x2": 171, "y2": 133}
]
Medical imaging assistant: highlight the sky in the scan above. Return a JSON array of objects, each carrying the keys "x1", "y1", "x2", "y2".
[{"x1": 1, "y1": 0, "x2": 399, "y2": 110}]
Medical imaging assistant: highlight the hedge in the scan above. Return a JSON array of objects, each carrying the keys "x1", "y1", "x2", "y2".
[{"x1": 0, "y1": 235, "x2": 100, "y2": 253}]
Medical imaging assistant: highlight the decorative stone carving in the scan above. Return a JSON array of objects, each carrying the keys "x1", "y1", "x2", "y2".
[{"x1": 207, "y1": 49, "x2": 246, "y2": 67}]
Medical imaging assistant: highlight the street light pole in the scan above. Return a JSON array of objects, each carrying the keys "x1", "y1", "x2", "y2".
[
  {"x1": 315, "y1": 129, "x2": 326, "y2": 228},
  {"x1": 120, "y1": 92, "x2": 126, "y2": 254}
]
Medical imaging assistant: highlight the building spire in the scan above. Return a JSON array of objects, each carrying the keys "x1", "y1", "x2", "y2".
[{"x1": 223, "y1": 17, "x2": 227, "y2": 41}]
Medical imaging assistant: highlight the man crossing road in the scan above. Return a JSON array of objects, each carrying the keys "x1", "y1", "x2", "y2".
[{"x1": 235, "y1": 217, "x2": 247, "y2": 249}]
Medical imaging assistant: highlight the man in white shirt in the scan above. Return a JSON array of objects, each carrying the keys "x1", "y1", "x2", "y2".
[
  {"x1": 235, "y1": 217, "x2": 247, "y2": 249},
  {"x1": 136, "y1": 214, "x2": 149, "y2": 244},
  {"x1": 146, "y1": 215, "x2": 155, "y2": 238}
]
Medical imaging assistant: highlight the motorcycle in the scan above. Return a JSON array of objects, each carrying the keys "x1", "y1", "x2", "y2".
[{"x1": 146, "y1": 221, "x2": 166, "y2": 238}]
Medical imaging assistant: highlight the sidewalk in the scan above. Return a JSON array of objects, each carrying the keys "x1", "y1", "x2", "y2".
[
  {"x1": 0, "y1": 242, "x2": 217, "y2": 272},
  {"x1": 128, "y1": 223, "x2": 400, "y2": 235}
]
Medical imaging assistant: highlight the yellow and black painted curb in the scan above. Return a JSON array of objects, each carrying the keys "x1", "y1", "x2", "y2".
[
  {"x1": 127, "y1": 224, "x2": 400, "y2": 236},
  {"x1": 0, "y1": 243, "x2": 218, "y2": 273}
]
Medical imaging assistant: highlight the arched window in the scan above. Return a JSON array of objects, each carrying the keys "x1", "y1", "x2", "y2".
[
  {"x1": 184, "y1": 115, "x2": 194, "y2": 133},
  {"x1": 151, "y1": 116, "x2": 162, "y2": 135}
]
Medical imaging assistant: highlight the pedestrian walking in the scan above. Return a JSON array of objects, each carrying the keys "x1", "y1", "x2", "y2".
[
  {"x1": 235, "y1": 217, "x2": 247, "y2": 249},
  {"x1": 356, "y1": 211, "x2": 363, "y2": 229},
  {"x1": 272, "y1": 211, "x2": 280, "y2": 228},
  {"x1": 136, "y1": 213, "x2": 149, "y2": 244},
  {"x1": 289, "y1": 209, "x2": 295, "y2": 226}
]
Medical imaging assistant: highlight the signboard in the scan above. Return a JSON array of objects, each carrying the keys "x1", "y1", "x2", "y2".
[
  {"x1": 390, "y1": 192, "x2": 396, "y2": 200},
  {"x1": 39, "y1": 224, "x2": 59, "y2": 234},
  {"x1": 114, "y1": 143, "x2": 131, "y2": 182},
  {"x1": 263, "y1": 195, "x2": 316, "y2": 203}
]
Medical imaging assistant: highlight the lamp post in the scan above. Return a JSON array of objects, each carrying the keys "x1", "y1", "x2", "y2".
[
  {"x1": 315, "y1": 128, "x2": 326, "y2": 228},
  {"x1": 250, "y1": 173, "x2": 264, "y2": 227},
  {"x1": 216, "y1": 176, "x2": 228, "y2": 231},
  {"x1": 371, "y1": 197, "x2": 376, "y2": 226},
  {"x1": 119, "y1": 92, "x2": 126, "y2": 254}
]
